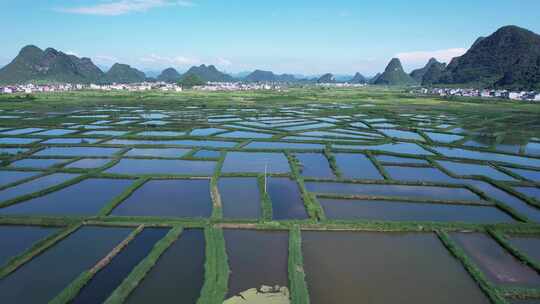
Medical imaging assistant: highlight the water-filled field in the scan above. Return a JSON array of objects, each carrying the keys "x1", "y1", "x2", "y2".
[{"x1": 0, "y1": 93, "x2": 539, "y2": 303}]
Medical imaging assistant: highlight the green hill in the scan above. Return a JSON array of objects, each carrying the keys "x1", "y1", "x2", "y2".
[
  {"x1": 245, "y1": 70, "x2": 297, "y2": 82},
  {"x1": 0, "y1": 45, "x2": 103, "y2": 84},
  {"x1": 101, "y1": 63, "x2": 146, "y2": 84},
  {"x1": 437, "y1": 25, "x2": 540, "y2": 89},
  {"x1": 410, "y1": 58, "x2": 444, "y2": 82},
  {"x1": 369, "y1": 73, "x2": 382, "y2": 84},
  {"x1": 157, "y1": 68, "x2": 182, "y2": 83},
  {"x1": 245, "y1": 70, "x2": 276, "y2": 82},
  {"x1": 317, "y1": 73, "x2": 336, "y2": 83},
  {"x1": 182, "y1": 64, "x2": 233, "y2": 82},
  {"x1": 349, "y1": 72, "x2": 367, "y2": 84},
  {"x1": 374, "y1": 58, "x2": 417, "y2": 86},
  {"x1": 421, "y1": 61, "x2": 447, "y2": 85}
]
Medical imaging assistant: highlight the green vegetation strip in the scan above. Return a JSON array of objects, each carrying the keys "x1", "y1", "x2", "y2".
[
  {"x1": 323, "y1": 147, "x2": 342, "y2": 178},
  {"x1": 49, "y1": 224, "x2": 144, "y2": 304},
  {"x1": 288, "y1": 226, "x2": 310, "y2": 304},
  {"x1": 197, "y1": 227, "x2": 229, "y2": 304},
  {"x1": 499, "y1": 286, "x2": 540, "y2": 299},
  {"x1": 436, "y1": 230, "x2": 506, "y2": 304},
  {"x1": 210, "y1": 151, "x2": 226, "y2": 220},
  {"x1": 286, "y1": 152, "x2": 321, "y2": 220},
  {"x1": 258, "y1": 175, "x2": 273, "y2": 221},
  {"x1": 0, "y1": 223, "x2": 81, "y2": 279},
  {"x1": 104, "y1": 226, "x2": 183, "y2": 304}
]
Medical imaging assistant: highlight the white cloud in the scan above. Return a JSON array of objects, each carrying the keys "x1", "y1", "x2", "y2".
[
  {"x1": 216, "y1": 57, "x2": 232, "y2": 67},
  {"x1": 57, "y1": 0, "x2": 194, "y2": 16},
  {"x1": 138, "y1": 54, "x2": 233, "y2": 69},
  {"x1": 93, "y1": 55, "x2": 119, "y2": 65},
  {"x1": 395, "y1": 48, "x2": 467, "y2": 65},
  {"x1": 139, "y1": 54, "x2": 200, "y2": 67},
  {"x1": 66, "y1": 50, "x2": 80, "y2": 57}
]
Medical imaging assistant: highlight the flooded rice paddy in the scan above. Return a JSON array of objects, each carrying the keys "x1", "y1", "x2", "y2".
[
  {"x1": 0, "y1": 101, "x2": 539, "y2": 303},
  {"x1": 72, "y1": 228, "x2": 169, "y2": 304},
  {"x1": 224, "y1": 230, "x2": 289, "y2": 298},
  {"x1": 451, "y1": 233, "x2": 540, "y2": 287},
  {"x1": 111, "y1": 179, "x2": 212, "y2": 217},
  {"x1": 0, "y1": 226, "x2": 132, "y2": 303},
  {"x1": 218, "y1": 177, "x2": 261, "y2": 219},
  {"x1": 0, "y1": 225, "x2": 58, "y2": 266},
  {"x1": 125, "y1": 229, "x2": 205, "y2": 304},
  {"x1": 302, "y1": 231, "x2": 491, "y2": 304}
]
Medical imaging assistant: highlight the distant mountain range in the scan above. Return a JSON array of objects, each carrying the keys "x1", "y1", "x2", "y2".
[
  {"x1": 1, "y1": 25, "x2": 539, "y2": 89},
  {"x1": 245, "y1": 70, "x2": 296, "y2": 83}
]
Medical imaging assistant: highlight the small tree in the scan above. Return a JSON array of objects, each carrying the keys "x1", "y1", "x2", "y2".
[{"x1": 178, "y1": 73, "x2": 205, "y2": 89}]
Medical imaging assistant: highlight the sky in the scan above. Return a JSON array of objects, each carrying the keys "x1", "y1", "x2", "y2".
[{"x1": 2, "y1": 0, "x2": 540, "y2": 76}]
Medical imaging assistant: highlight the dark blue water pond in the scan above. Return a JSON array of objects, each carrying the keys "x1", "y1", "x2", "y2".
[
  {"x1": 125, "y1": 229, "x2": 205, "y2": 304},
  {"x1": 334, "y1": 153, "x2": 382, "y2": 179},
  {"x1": 111, "y1": 179, "x2": 212, "y2": 218},
  {"x1": 268, "y1": 177, "x2": 308, "y2": 220},
  {"x1": 305, "y1": 182, "x2": 481, "y2": 201},
  {"x1": 106, "y1": 159, "x2": 216, "y2": 176},
  {"x1": 0, "y1": 173, "x2": 78, "y2": 203},
  {"x1": 0, "y1": 226, "x2": 132, "y2": 303},
  {"x1": 72, "y1": 228, "x2": 169, "y2": 304},
  {"x1": 296, "y1": 153, "x2": 335, "y2": 178},
  {"x1": 0, "y1": 225, "x2": 59, "y2": 266},
  {"x1": 0, "y1": 170, "x2": 40, "y2": 187},
  {"x1": 0, "y1": 179, "x2": 133, "y2": 216},
  {"x1": 219, "y1": 177, "x2": 261, "y2": 219},
  {"x1": 319, "y1": 198, "x2": 513, "y2": 223}
]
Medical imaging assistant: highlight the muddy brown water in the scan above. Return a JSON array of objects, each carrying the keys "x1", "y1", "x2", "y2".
[
  {"x1": 302, "y1": 231, "x2": 490, "y2": 304},
  {"x1": 224, "y1": 230, "x2": 289, "y2": 298},
  {"x1": 451, "y1": 233, "x2": 540, "y2": 287}
]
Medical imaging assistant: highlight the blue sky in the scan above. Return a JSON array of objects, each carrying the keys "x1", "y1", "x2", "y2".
[{"x1": 2, "y1": 0, "x2": 540, "y2": 75}]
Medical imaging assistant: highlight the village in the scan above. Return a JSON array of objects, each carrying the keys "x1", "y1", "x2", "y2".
[
  {"x1": 0, "y1": 81, "x2": 287, "y2": 95},
  {"x1": 1, "y1": 82, "x2": 539, "y2": 102},
  {"x1": 413, "y1": 87, "x2": 540, "y2": 101}
]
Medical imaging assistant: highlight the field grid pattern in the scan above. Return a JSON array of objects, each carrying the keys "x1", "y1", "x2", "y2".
[{"x1": 0, "y1": 93, "x2": 539, "y2": 304}]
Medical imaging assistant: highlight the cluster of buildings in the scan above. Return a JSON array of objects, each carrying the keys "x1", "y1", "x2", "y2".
[
  {"x1": 193, "y1": 82, "x2": 283, "y2": 91},
  {"x1": 414, "y1": 88, "x2": 540, "y2": 101},
  {"x1": 88, "y1": 83, "x2": 182, "y2": 92},
  {"x1": 0, "y1": 83, "x2": 85, "y2": 94},
  {"x1": 0, "y1": 81, "x2": 287, "y2": 95},
  {"x1": 316, "y1": 83, "x2": 367, "y2": 88},
  {"x1": 0, "y1": 82, "x2": 166, "y2": 94}
]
